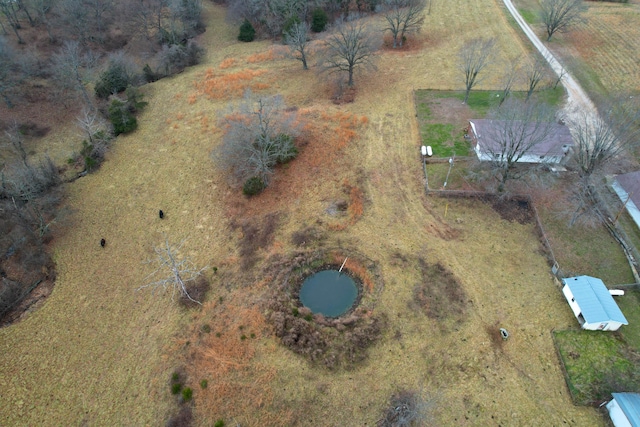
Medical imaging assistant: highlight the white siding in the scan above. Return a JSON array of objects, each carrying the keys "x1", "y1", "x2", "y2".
[{"x1": 607, "y1": 398, "x2": 633, "y2": 427}]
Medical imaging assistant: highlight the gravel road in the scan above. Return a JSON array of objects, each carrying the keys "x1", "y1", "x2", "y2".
[{"x1": 502, "y1": 0, "x2": 597, "y2": 121}]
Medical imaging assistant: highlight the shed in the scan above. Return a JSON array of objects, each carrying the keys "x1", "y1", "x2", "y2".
[
  {"x1": 607, "y1": 392, "x2": 640, "y2": 427},
  {"x1": 612, "y1": 171, "x2": 640, "y2": 230},
  {"x1": 468, "y1": 119, "x2": 573, "y2": 164},
  {"x1": 561, "y1": 276, "x2": 628, "y2": 331}
]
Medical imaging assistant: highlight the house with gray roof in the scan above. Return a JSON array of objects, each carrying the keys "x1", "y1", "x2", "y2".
[
  {"x1": 612, "y1": 171, "x2": 640, "y2": 230},
  {"x1": 468, "y1": 119, "x2": 573, "y2": 164},
  {"x1": 607, "y1": 392, "x2": 640, "y2": 427},
  {"x1": 561, "y1": 276, "x2": 628, "y2": 331}
]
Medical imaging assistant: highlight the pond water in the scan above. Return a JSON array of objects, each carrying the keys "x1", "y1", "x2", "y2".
[{"x1": 299, "y1": 269, "x2": 358, "y2": 317}]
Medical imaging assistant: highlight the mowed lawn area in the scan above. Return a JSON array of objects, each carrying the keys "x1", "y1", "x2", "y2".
[{"x1": 0, "y1": 1, "x2": 610, "y2": 426}]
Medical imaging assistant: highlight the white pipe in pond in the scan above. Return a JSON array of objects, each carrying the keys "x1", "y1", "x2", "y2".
[{"x1": 339, "y1": 257, "x2": 348, "y2": 272}]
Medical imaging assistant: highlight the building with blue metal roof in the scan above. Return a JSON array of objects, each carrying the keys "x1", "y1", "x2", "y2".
[
  {"x1": 561, "y1": 276, "x2": 628, "y2": 331},
  {"x1": 607, "y1": 392, "x2": 640, "y2": 427}
]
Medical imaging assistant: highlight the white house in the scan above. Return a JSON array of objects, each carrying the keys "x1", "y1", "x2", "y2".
[
  {"x1": 612, "y1": 171, "x2": 640, "y2": 230},
  {"x1": 607, "y1": 392, "x2": 640, "y2": 427},
  {"x1": 468, "y1": 119, "x2": 573, "y2": 164},
  {"x1": 561, "y1": 276, "x2": 628, "y2": 331}
]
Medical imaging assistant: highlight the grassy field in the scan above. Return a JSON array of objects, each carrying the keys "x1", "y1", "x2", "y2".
[
  {"x1": 0, "y1": 1, "x2": 612, "y2": 426},
  {"x1": 512, "y1": 0, "x2": 640, "y2": 101}
]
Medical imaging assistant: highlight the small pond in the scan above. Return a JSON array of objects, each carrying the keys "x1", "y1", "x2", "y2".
[{"x1": 299, "y1": 269, "x2": 358, "y2": 317}]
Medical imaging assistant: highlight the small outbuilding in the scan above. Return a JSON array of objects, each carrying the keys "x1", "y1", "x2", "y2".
[
  {"x1": 561, "y1": 276, "x2": 628, "y2": 331},
  {"x1": 612, "y1": 171, "x2": 640, "y2": 230},
  {"x1": 467, "y1": 119, "x2": 573, "y2": 164},
  {"x1": 606, "y1": 392, "x2": 640, "y2": 427}
]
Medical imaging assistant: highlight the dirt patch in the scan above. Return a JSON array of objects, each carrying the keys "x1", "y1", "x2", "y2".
[
  {"x1": 489, "y1": 197, "x2": 534, "y2": 224},
  {"x1": 410, "y1": 259, "x2": 468, "y2": 330},
  {"x1": 229, "y1": 212, "x2": 283, "y2": 269}
]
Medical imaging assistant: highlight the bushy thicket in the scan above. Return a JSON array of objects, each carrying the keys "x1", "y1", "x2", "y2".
[
  {"x1": 157, "y1": 41, "x2": 205, "y2": 77},
  {"x1": 107, "y1": 87, "x2": 147, "y2": 136},
  {"x1": 0, "y1": 138, "x2": 61, "y2": 322},
  {"x1": 212, "y1": 93, "x2": 302, "y2": 192},
  {"x1": 94, "y1": 54, "x2": 138, "y2": 99}
]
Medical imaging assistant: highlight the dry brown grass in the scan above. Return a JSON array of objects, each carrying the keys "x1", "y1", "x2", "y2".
[
  {"x1": 0, "y1": 1, "x2": 605, "y2": 426},
  {"x1": 514, "y1": 0, "x2": 640, "y2": 96},
  {"x1": 564, "y1": 2, "x2": 640, "y2": 94}
]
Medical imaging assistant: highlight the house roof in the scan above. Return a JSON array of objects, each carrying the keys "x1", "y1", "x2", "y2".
[
  {"x1": 616, "y1": 171, "x2": 640, "y2": 214},
  {"x1": 612, "y1": 393, "x2": 640, "y2": 426},
  {"x1": 469, "y1": 119, "x2": 573, "y2": 157},
  {"x1": 562, "y1": 276, "x2": 628, "y2": 325}
]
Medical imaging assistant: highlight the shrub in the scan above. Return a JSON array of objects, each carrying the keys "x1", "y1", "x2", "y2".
[
  {"x1": 243, "y1": 176, "x2": 266, "y2": 196},
  {"x1": 181, "y1": 387, "x2": 193, "y2": 401},
  {"x1": 200, "y1": 379, "x2": 208, "y2": 389},
  {"x1": 171, "y1": 383, "x2": 182, "y2": 395},
  {"x1": 214, "y1": 420, "x2": 224, "y2": 427},
  {"x1": 142, "y1": 64, "x2": 160, "y2": 83},
  {"x1": 201, "y1": 324, "x2": 211, "y2": 333},
  {"x1": 311, "y1": 8, "x2": 328, "y2": 33},
  {"x1": 272, "y1": 134, "x2": 298, "y2": 164},
  {"x1": 95, "y1": 61, "x2": 131, "y2": 99},
  {"x1": 108, "y1": 99, "x2": 137, "y2": 135},
  {"x1": 238, "y1": 19, "x2": 256, "y2": 42}
]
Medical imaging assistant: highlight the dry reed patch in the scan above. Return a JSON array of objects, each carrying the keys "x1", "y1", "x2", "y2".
[
  {"x1": 219, "y1": 57, "x2": 237, "y2": 69},
  {"x1": 177, "y1": 292, "x2": 293, "y2": 425},
  {"x1": 192, "y1": 68, "x2": 271, "y2": 101},
  {"x1": 263, "y1": 250, "x2": 385, "y2": 370},
  {"x1": 246, "y1": 47, "x2": 282, "y2": 64}
]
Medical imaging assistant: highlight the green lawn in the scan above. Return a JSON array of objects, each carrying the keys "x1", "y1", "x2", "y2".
[
  {"x1": 414, "y1": 88, "x2": 567, "y2": 158},
  {"x1": 618, "y1": 289, "x2": 640, "y2": 352},
  {"x1": 554, "y1": 329, "x2": 640, "y2": 405}
]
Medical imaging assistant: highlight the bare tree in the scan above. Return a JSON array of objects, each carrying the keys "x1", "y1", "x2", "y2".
[
  {"x1": 212, "y1": 92, "x2": 301, "y2": 188},
  {"x1": 498, "y1": 57, "x2": 520, "y2": 106},
  {"x1": 284, "y1": 20, "x2": 310, "y2": 70},
  {"x1": 51, "y1": 40, "x2": 98, "y2": 108},
  {"x1": 27, "y1": 0, "x2": 56, "y2": 42},
  {"x1": 569, "y1": 98, "x2": 640, "y2": 184},
  {"x1": 138, "y1": 237, "x2": 208, "y2": 305},
  {"x1": 321, "y1": 17, "x2": 381, "y2": 87},
  {"x1": 0, "y1": 0, "x2": 25, "y2": 43},
  {"x1": 458, "y1": 37, "x2": 495, "y2": 104},
  {"x1": 479, "y1": 98, "x2": 557, "y2": 191},
  {"x1": 552, "y1": 66, "x2": 567, "y2": 89},
  {"x1": 381, "y1": 0, "x2": 425, "y2": 49},
  {"x1": 0, "y1": 38, "x2": 24, "y2": 107},
  {"x1": 1, "y1": 124, "x2": 60, "y2": 201},
  {"x1": 523, "y1": 57, "x2": 550, "y2": 101},
  {"x1": 539, "y1": 0, "x2": 585, "y2": 41}
]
